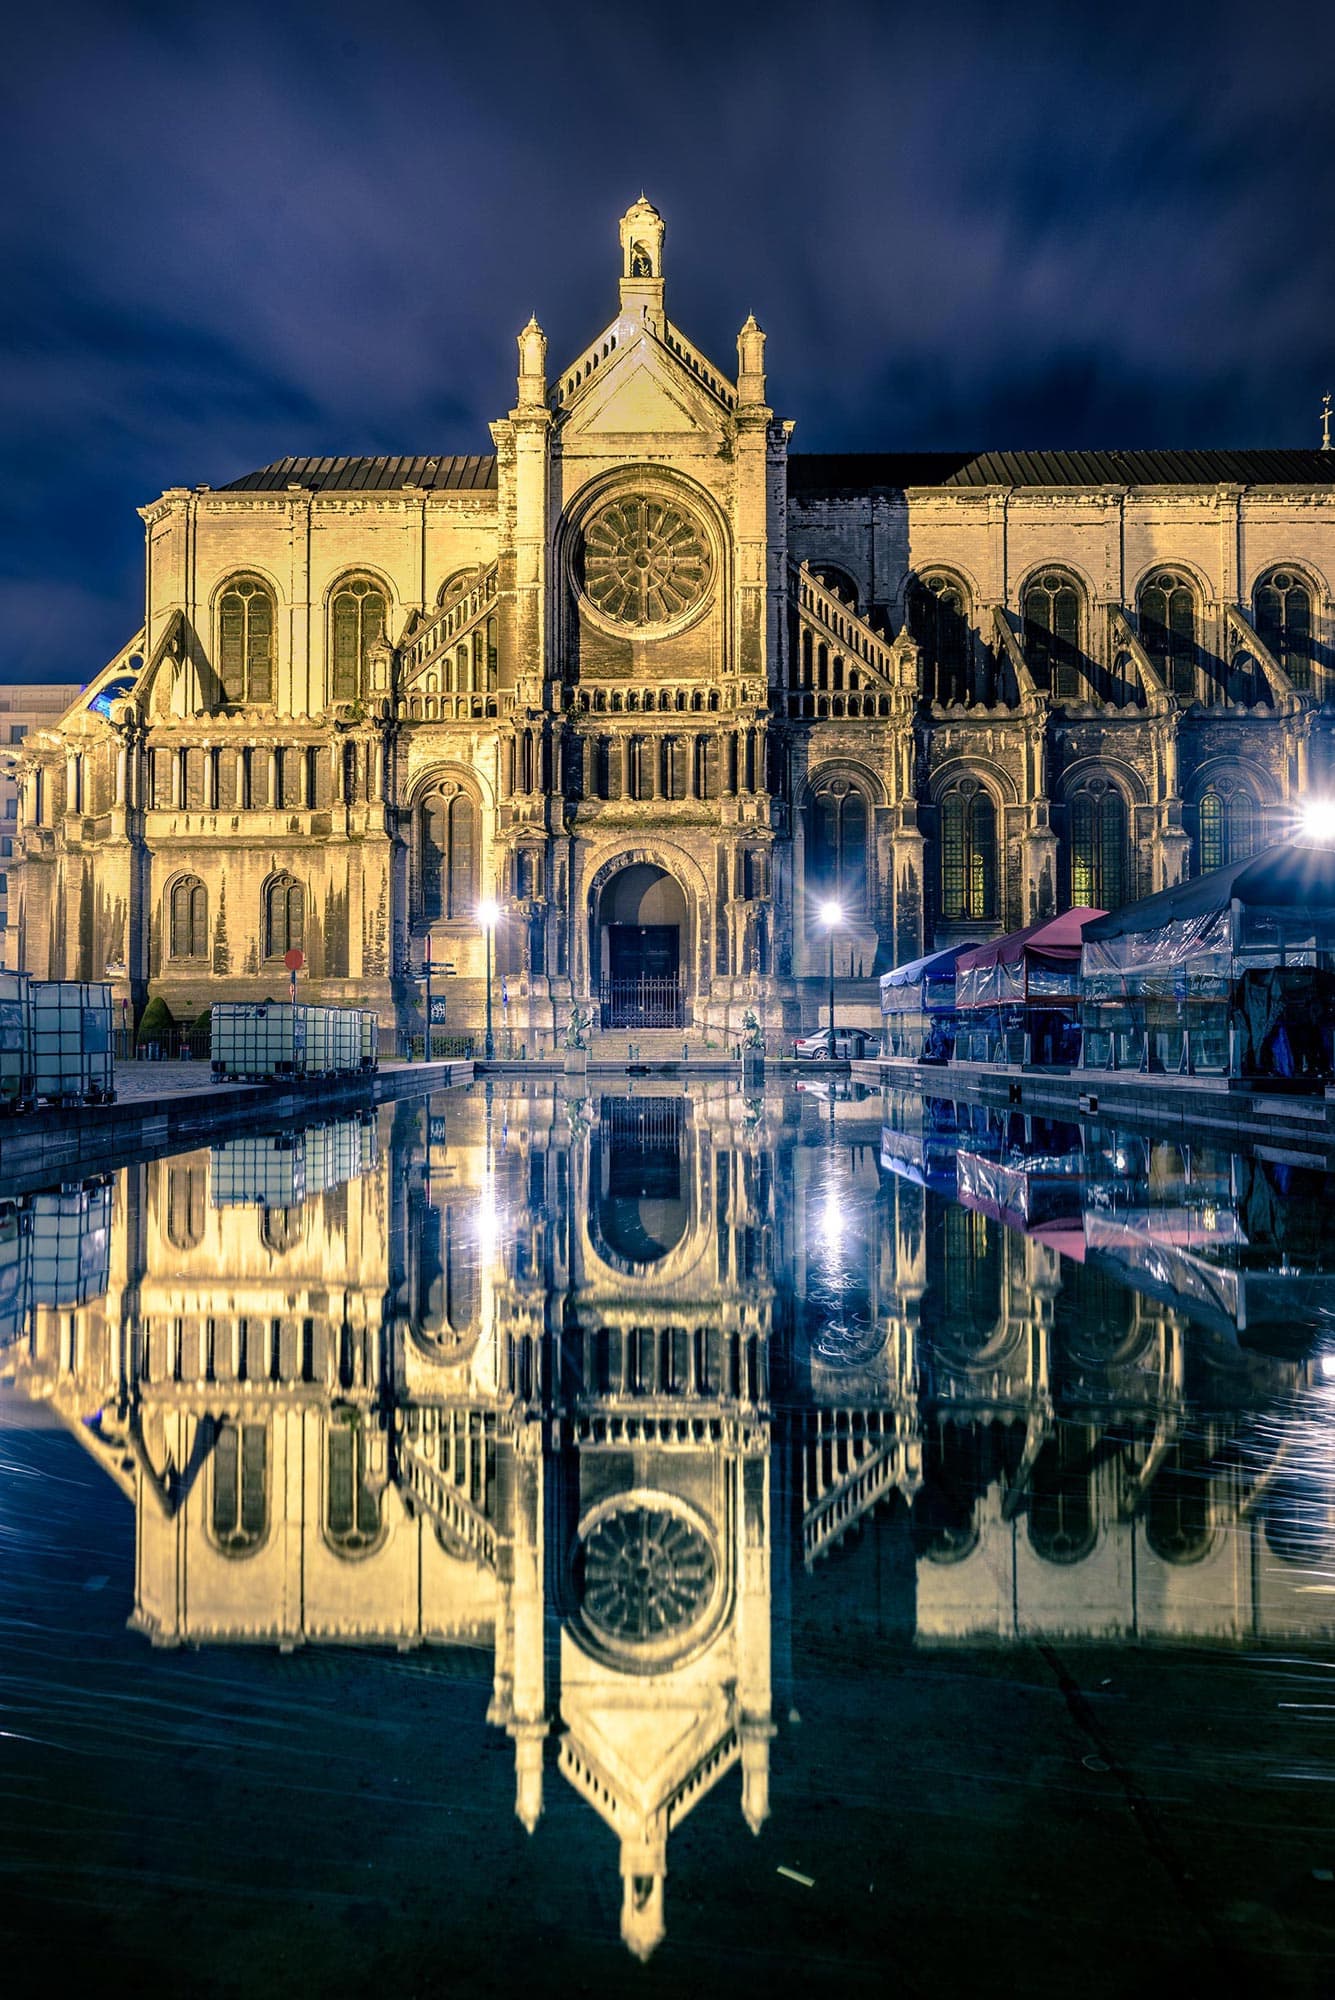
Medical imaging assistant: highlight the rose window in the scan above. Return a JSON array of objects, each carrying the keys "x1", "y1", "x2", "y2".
[
  {"x1": 580, "y1": 496, "x2": 712, "y2": 628},
  {"x1": 579, "y1": 1505, "x2": 717, "y2": 1643}
]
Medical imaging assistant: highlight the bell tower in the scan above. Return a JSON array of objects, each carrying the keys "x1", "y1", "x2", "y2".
[{"x1": 618, "y1": 195, "x2": 666, "y2": 333}]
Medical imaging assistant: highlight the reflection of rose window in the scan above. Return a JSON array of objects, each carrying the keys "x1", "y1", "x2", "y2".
[
  {"x1": 580, "y1": 1506, "x2": 716, "y2": 1641},
  {"x1": 581, "y1": 497, "x2": 711, "y2": 627}
]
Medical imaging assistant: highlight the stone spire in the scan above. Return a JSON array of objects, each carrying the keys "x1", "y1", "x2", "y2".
[
  {"x1": 737, "y1": 312, "x2": 766, "y2": 406},
  {"x1": 618, "y1": 195, "x2": 666, "y2": 334},
  {"x1": 516, "y1": 314, "x2": 547, "y2": 409}
]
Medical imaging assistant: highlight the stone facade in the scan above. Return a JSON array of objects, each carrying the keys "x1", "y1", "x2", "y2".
[{"x1": 11, "y1": 198, "x2": 1335, "y2": 1045}]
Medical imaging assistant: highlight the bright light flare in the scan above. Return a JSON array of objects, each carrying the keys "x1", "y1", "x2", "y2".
[
  {"x1": 476, "y1": 898, "x2": 501, "y2": 928},
  {"x1": 1300, "y1": 800, "x2": 1335, "y2": 845},
  {"x1": 819, "y1": 899, "x2": 844, "y2": 928}
]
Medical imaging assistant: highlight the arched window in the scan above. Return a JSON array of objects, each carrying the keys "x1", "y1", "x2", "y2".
[
  {"x1": 1022, "y1": 570, "x2": 1084, "y2": 698},
  {"x1": 1254, "y1": 569, "x2": 1314, "y2": 691},
  {"x1": 264, "y1": 874, "x2": 304, "y2": 959},
  {"x1": 211, "y1": 1422, "x2": 267, "y2": 1554},
  {"x1": 169, "y1": 875, "x2": 207, "y2": 958},
  {"x1": 326, "y1": 1419, "x2": 382, "y2": 1554},
  {"x1": 418, "y1": 786, "x2": 478, "y2": 922},
  {"x1": 1028, "y1": 1430, "x2": 1097, "y2": 1564},
  {"x1": 260, "y1": 1206, "x2": 304, "y2": 1255},
  {"x1": 1068, "y1": 779, "x2": 1128, "y2": 910},
  {"x1": 1138, "y1": 571, "x2": 1197, "y2": 698},
  {"x1": 330, "y1": 579, "x2": 387, "y2": 702},
  {"x1": 1196, "y1": 780, "x2": 1258, "y2": 876},
  {"x1": 217, "y1": 578, "x2": 275, "y2": 705},
  {"x1": 1145, "y1": 1441, "x2": 1213, "y2": 1564},
  {"x1": 807, "y1": 776, "x2": 868, "y2": 913},
  {"x1": 939, "y1": 779, "x2": 997, "y2": 920},
  {"x1": 165, "y1": 1164, "x2": 206, "y2": 1251},
  {"x1": 909, "y1": 573, "x2": 973, "y2": 705}
]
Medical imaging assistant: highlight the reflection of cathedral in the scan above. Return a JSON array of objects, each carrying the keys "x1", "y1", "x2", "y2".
[
  {"x1": 13, "y1": 196, "x2": 1335, "y2": 1046},
  {"x1": 4, "y1": 1085, "x2": 1335, "y2": 1955}
]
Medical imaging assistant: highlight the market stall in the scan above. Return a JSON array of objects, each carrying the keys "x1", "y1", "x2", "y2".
[
  {"x1": 878, "y1": 943, "x2": 968, "y2": 1061},
  {"x1": 952, "y1": 909, "x2": 1105, "y2": 1066},
  {"x1": 1079, "y1": 842, "x2": 1335, "y2": 1079}
]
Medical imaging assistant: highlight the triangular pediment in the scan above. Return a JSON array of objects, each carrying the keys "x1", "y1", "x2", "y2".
[
  {"x1": 570, "y1": 358, "x2": 701, "y2": 437},
  {"x1": 579, "y1": 1701, "x2": 706, "y2": 1797}
]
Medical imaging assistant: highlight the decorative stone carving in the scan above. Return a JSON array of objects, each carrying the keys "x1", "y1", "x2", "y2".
[
  {"x1": 580, "y1": 496, "x2": 711, "y2": 629},
  {"x1": 579, "y1": 1504, "x2": 717, "y2": 1645}
]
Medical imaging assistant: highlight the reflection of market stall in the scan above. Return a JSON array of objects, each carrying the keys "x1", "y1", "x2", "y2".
[
  {"x1": 1079, "y1": 1131, "x2": 1335, "y2": 1343},
  {"x1": 956, "y1": 1121, "x2": 1086, "y2": 1251},
  {"x1": 878, "y1": 945, "x2": 966, "y2": 1062},
  {"x1": 952, "y1": 909, "x2": 1104, "y2": 1066},
  {"x1": 1080, "y1": 842, "x2": 1335, "y2": 1078},
  {"x1": 877, "y1": 1090, "x2": 962, "y2": 1194}
]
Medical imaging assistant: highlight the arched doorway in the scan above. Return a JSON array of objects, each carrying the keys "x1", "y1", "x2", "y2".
[{"x1": 595, "y1": 863, "x2": 688, "y2": 1027}]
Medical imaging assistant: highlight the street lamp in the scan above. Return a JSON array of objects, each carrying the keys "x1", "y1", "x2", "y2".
[
  {"x1": 819, "y1": 899, "x2": 843, "y2": 1056},
  {"x1": 1300, "y1": 799, "x2": 1335, "y2": 844},
  {"x1": 477, "y1": 898, "x2": 500, "y2": 1062}
]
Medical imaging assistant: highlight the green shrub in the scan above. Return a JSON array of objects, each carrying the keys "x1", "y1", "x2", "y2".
[{"x1": 135, "y1": 995, "x2": 176, "y2": 1045}]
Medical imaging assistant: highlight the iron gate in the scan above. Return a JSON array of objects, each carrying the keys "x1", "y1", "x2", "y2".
[{"x1": 599, "y1": 976, "x2": 685, "y2": 1028}]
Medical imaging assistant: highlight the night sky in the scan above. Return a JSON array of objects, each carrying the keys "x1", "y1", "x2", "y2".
[{"x1": 4, "y1": 0, "x2": 1334, "y2": 682}]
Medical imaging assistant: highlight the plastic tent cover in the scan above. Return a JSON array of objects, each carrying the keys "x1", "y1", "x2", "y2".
[
  {"x1": 879, "y1": 943, "x2": 968, "y2": 1015},
  {"x1": 1083, "y1": 841, "x2": 1335, "y2": 943},
  {"x1": 955, "y1": 909, "x2": 1105, "y2": 1009}
]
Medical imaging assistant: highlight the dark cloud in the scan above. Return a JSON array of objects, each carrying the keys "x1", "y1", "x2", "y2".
[{"x1": 2, "y1": 0, "x2": 1334, "y2": 677}]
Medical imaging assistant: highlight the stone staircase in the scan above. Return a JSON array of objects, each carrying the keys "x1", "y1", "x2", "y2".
[{"x1": 588, "y1": 1028, "x2": 711, "y2": 1062}]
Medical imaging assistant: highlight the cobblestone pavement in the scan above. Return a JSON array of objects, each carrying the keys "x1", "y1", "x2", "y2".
[{"x1": 111, "y1": 1060, "x2": 226, "y2": 1103}]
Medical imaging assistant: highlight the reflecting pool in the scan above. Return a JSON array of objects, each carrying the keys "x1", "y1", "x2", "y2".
[{"x1": 4, "y1": 1080, "x2": 1335, "y2": 1995}]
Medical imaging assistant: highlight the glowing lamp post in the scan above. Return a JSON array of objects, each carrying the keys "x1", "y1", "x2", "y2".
[
  {"x1": 1300, "y1": 799, "x2": 1335, "y2": 844},
  {"x1": 477, "y1": 898, "x2": 500, "y2": 1062},
  {"x1": 819, "y1": 899, "x2": 843, "y2": 1056}
]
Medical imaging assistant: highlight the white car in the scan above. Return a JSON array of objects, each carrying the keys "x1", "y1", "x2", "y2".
[{"x1": 793, "y1": 1029, "x2": 835, "y2": 1059}]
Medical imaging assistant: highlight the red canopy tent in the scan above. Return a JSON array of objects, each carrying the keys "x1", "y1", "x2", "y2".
[{"x1": 956, "y1": 908, "x2": 1105, "y2": 1010}]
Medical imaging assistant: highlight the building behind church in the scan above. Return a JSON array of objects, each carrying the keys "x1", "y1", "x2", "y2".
[{"x1": 10, "y1": 198, "x2": 1335, "y2": 1047}]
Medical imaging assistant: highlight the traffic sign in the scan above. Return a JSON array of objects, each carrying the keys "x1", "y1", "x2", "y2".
[{"x1": 284, "y1": 949, "x2": 304, "y2": 973}]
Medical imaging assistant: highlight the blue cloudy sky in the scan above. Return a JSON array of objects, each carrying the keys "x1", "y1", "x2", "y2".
[{"x1": 3, "y1": 0, "x2": 1333, "y2": 678}]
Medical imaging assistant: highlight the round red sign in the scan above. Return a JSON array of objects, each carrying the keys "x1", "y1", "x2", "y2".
[{"x1": 284, "y1": 949, "x2": 304, "y2": 973}]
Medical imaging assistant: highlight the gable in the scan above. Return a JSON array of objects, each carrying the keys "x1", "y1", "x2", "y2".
[{"x1": 568, "y1": 359, "x2": 703, "y2": 438}]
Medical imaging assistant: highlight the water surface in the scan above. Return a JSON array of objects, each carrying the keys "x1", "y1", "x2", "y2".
[{"x1": 3, "y1": 1080, "x2": 1335, "y2": 1996}]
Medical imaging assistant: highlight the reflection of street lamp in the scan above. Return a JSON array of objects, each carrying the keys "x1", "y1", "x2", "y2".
[
  {"x1": 477, "y1": 898, "x2": 500, "y2": 1062},
  {"x1": 819, "y1": 899, "x2": 843, "y2": 1055}
]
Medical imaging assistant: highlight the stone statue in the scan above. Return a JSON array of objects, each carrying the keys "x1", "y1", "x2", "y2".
[{"x1": 563, "y1": 1003, "x2": 593, "y2": 1051}]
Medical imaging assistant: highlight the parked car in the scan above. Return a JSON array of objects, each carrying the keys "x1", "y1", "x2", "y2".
[
  {"x1": 793, "y1": 1029, "x2": 867, "y2": 1059},
  {"x1": 794, "y1": 1029, "x2": 834, "y2": 1059}
]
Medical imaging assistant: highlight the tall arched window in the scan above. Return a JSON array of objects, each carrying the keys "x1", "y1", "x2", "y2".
[
  {"x1": 909, "y1": 572, "x2": 973, "y2": 705},
  {"x1": 1138, "y1": 571, "x2": 1197, "y2": 698},
  {"x1": 264, "y1": 874, "x2": 304, "y2": 958},
  {"x1": 330, "y1": 578, "x2": 387, "y2": 702},
  {"x1": 419, "y1": 786, "x2": 478, "y2": 922},
  {"x1": 1196, "y1": 780, "x2": 1257, "y2": 875},
  {"x1": 211, "y1": 1422, "x2": 267, "y2": 1554},
  {"x1": 1022, "y1": 570, "x2": 1084, "y2": 698},
  {"x1": 807, "y1": 776, "x2": 868, "y2": 913},
  {"x1": 939, "y1": 779, "x2": 997, "y2": 920},
  {"x1": 169, "y1": 875, "x2": 207, "y2": 958},
  {"x1": 1068, "y1": 779, "x2": 1128, "y2": 910},
  {"x1": 1028, "y1": 1429, "x2": 1097, "y2": 1564},
  {"x1": 326, "y1": 1419, "x2": 382, "y2": 1554},
  {"x1": 217, "y1": 578, "x2": 275, "y2": 705},
  {"x1": 165, "y1": 1164, "x2": 207, "y2": 1251},
  {"x1": 1254, "y1": 568, "x2": 1314, "y2": 691}
]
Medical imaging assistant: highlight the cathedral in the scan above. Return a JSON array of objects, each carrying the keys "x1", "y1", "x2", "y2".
[{"x1": 12, "y1": 196, "x2": 1335, "y2": 1047}]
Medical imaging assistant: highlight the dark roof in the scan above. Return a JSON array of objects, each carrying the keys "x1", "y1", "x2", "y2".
[
  {"x1": 216, "y1": 447, "x2": 1335, "y2": 498},
  {"x1": 787, "y1": 449, "x2": 1335, "y2": 494},
  {"x1": 219, "y1": 454, "x2": 498, "y2": 493},
  {"x1": 1084, "y1": 843, "x2": 1335, "y2": 941}
]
